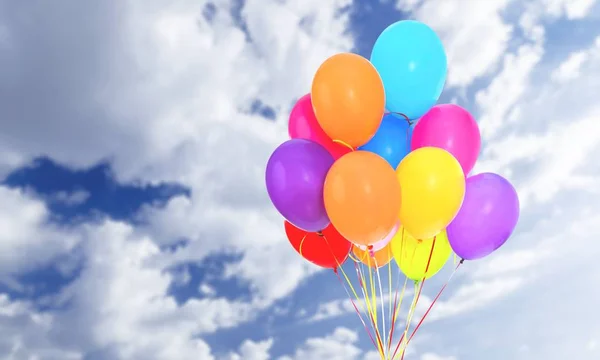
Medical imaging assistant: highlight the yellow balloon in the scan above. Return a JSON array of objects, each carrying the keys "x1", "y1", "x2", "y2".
[
  {"x1": 391, "y1": 227, "x2": 452, "y2": 281},
  {"x1": 396, "y1": 147, "x2": 465, "y2": 239}
]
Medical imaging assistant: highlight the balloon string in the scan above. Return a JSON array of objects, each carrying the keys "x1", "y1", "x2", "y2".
[
  {"x1": 387, "y1": 228, "x2": 417, "y2": 357},
  {"x1": 392, "y1": 236, "x2": 438, "y2": 359},
  {"x1": 406, "y1": 259, "x2": 464, "y2": 345},
  {"x1": 385, "y1": 111, "x2": 414, "y2": 126},
  {"x1": 323, "y1": 237, "x2": 384, "y2": 358},
  {"x1": 298, "y1": 235, "x2": 308, "y2": 258},
  {"x1": 332, "y1": 139, "x2": 355, "y2": 151},
  {"x1": 369, "y1": 257, "x2": 381, "y2": 334},
  {"x1": 366, "y1": 259, "x2": 383, "y2": 350},
  {"x1": 387, "y1": 272, "x2": 409, "y2": 355},
  {"x1": 387, "y1": 253, "x2": 394, "y2": 355},
  {"x1": 348, "y1": 252, "x2": 361, "y2": 263},
  {"x1": 375, "y1": 256, "x2": 387, "y2": 358},
  {"x1": 333, "y1": 268, "x2": 380, "y2": 351},
  {"x1": 322, "y1": 236, "x2": 364, "y2": 308},
  {"x1": 391, "y1": 282, "x2": 419, "y2": 359},
  {"x1": 398, "y1": 237, "x2": 438, "y2": 359},
  {"x1": 356, "y1": 261, "x2": 386, "y2": 355},
  {"x1": 368, "y1": 257, "x2": 378, "y2": 326}
]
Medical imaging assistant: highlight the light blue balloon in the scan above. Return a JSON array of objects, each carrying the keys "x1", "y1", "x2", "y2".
[
  {"x1": 358, "y1": 114, "x2": 412, "y2": 169},
  {"x1": 370, "y1": 20, "x2": 447, "y2": 120}
]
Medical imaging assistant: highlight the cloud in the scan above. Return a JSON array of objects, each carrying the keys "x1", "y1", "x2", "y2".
[
  {"x1": 0, "y1": 186, "x2": 80, "y2": 275},
  {"x1": 49, "y1": 189, "x2": 91, "y2": 206},
  {"x1": 551, "y1": 50, "x2": 589, "y2": 82},
  {"x1": 421, "y1": 354, "x2": 457, "y2": 360},
  {"x1": 224, "y1": 338, "x2": 274, "y2": 360},
  {"x1": 278, "y1": 327, "x2": 363, "y2": 360},
  {"x1": 0, "y1": 295, "x2": 82, "y2": 360},
  {"x1": 0, "y1": 217, "x2": 265, "y2": 359},
  {"x1": 0, "y1": 0, "x2": 357, "y2": 310}
]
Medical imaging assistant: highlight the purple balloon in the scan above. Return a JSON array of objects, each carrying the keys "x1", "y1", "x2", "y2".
[
  {"x1": 265, "y1": 139, "x2": 334, "y2": 232},
  {"x1": 447, "y1": 173, "x2": 520, "y2": 260}
]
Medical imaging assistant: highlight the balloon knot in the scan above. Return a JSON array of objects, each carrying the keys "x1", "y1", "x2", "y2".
[
  {"x1": 333, "y1": 267, "x2": 338, "y2": 274},
  {"x1": 316, "y1": 230, "x2": 324, "y2": 237},
  {"x1": 368, "y1": 246, "x2": 375, "y2": 257},
  {"x1": 460, "y1": 258, "x2": 465, "y2": 264}
]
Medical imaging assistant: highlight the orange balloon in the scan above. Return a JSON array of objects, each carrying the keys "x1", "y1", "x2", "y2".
[
  {"x1": 352, "y1": 243, "x2": 393, "y2": 268},
  {"x1": 323, "y1": 151, "x2": 401, "y2": 246},
  {"x1": 311, "y1": 53, "x2": 386, "y2": 148}
]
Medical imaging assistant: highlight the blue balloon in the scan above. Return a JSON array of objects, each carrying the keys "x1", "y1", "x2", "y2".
[
  {"x1": 358, "y1": 114, "x2": 412, "y2": 169},
  {"x1": 370, "y1": 20, "x2": 447, "y2": 120}
]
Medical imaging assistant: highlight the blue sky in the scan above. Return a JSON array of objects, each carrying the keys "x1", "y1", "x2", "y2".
[{"x1": 1, "y1": 0, "x2": 600, "y2": 359}]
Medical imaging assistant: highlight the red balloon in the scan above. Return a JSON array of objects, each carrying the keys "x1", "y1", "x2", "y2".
[
  {"x1": 288, "y1": 94, "x2": 352, "y2": 159},
  {"x1": 284, "y1": 221, "x2": 351, "y2": 269}
]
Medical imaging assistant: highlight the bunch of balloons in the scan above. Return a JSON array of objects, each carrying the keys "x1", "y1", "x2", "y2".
[
  {"x1": 265, "y1": 20, "x2": 520, "y2": 358},
  {"x1": 266, "y1": 19, "x2": 520, "y2": 273}
]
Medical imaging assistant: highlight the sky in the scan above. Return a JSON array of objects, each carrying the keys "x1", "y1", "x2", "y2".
[{"x1": 0, "y1": 0, "x2": 599, "y2": 359}]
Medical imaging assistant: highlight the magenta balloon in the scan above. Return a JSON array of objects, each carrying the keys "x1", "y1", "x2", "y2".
[
  {"x1": 265, "y1": 139, "x2": 334, "y2": 232},
  {"x1": 411, "y1": 104, "x2": 481, "y2": 175},
  {"x1": 447, "y1": 173, "x2": 520, "y2": 260}
]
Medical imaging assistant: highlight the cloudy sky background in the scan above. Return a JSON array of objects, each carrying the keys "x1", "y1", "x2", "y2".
[{"x1": 0, "y1": 0, "x2": 599, "y2": 359}]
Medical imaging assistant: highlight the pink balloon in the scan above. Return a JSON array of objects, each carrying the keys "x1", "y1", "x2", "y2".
[
  {"x1": 411, "y1": 104, "x2": 481, "y2": 175},
  {"x1": 355, "y1": 220, "x2": 399, "y2": 251},
  {"x1": 289, "y1": 94, "x2": 352, "y2": 160}
]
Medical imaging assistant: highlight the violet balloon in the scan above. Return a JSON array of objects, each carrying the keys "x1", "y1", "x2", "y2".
[
  {"x1": 265, "y1": 139, "x2": 334, "y2": 232},
  {"x1": 447, "y1": 173, "x2": 520, "y2": 260}
]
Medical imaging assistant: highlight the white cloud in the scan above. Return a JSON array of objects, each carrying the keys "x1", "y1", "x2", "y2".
[
  {"x1": 278, "y1": 327, "x2": 363, "y2": 360},
  {"x1": 0, "y1": 217, "x2": 269, "y2": 359},
  {"x1": 0, "y1": 0, "x2": 359, "y2": 358},
  {"x1": 0, "y1": 186, "x2": 80, "y2": 275},
  {"x1": 199, "y1": 282, "x2": 217, "y2": 297},
  {"x1": 537, "y1": 0, "x2": 598, "y2": 19},
  {"x1": 421, "y1": 354, "x2": 457, "y2": 360},
  {"x1": 475, "y1": 35, "x2": 600, "y2": 205},
  {"x1": 49, "y1": 189, "x2": 90, "y2": 206},
  {"x1": 51, "y1": 221, "x2": 255, "y2": 357},
  {"x1": 551, "y1": 50, "x2": 588, "y2": 82},
  {"x1": 1, "y1": 0, "x2": 357, "y2": 310},
  {"x1": 474, "y1": 42, "x2": 544, "y2": 141},
  {"x1": 0, "y1": 295, "x2": 82, "y2": 360},
  {"x1": 225, "y1": 338, "x2": 274, "y2": 360}
]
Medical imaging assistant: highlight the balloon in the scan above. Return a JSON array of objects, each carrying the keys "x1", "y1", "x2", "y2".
[
  {"x1": 324, "y1": 151, "x2": 401, "y2": 246},
  {"x1": 391, "y1": 227, "x2": 452, "y2": 281},
  {"x1": 411, "y1": 104, "x2": 481, "y2": 175},
  {"x1": 288, "y1": 94, "x2": 352, "y2": 159},
  {"x1": 447, "y1": 173, "x2": 520, "y2": 260},
  {"x1": 353, "y1": 242, "x2": 393, "y2": 268},
  {"x1": 358, "y1": 114, "x2": 413, "y2": 169},
  {"x1": 355, "y1": 220, "x2": 399, "y2": 252},
  {"x1": 311, "y1": 53, "x2": 386, "y2": 148},
  {"x1": 265, "y1": 139, "x2": 334, "y2": 231},
  {"x1": 285, "y1": 221, "x2": 352, "y2": 269},
  {"x1": 370, "y1": 20, "x2": 447, "y2": 120},
  {"x1": 396, "y1": 147, "x2": 465, "y2": 239}
]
